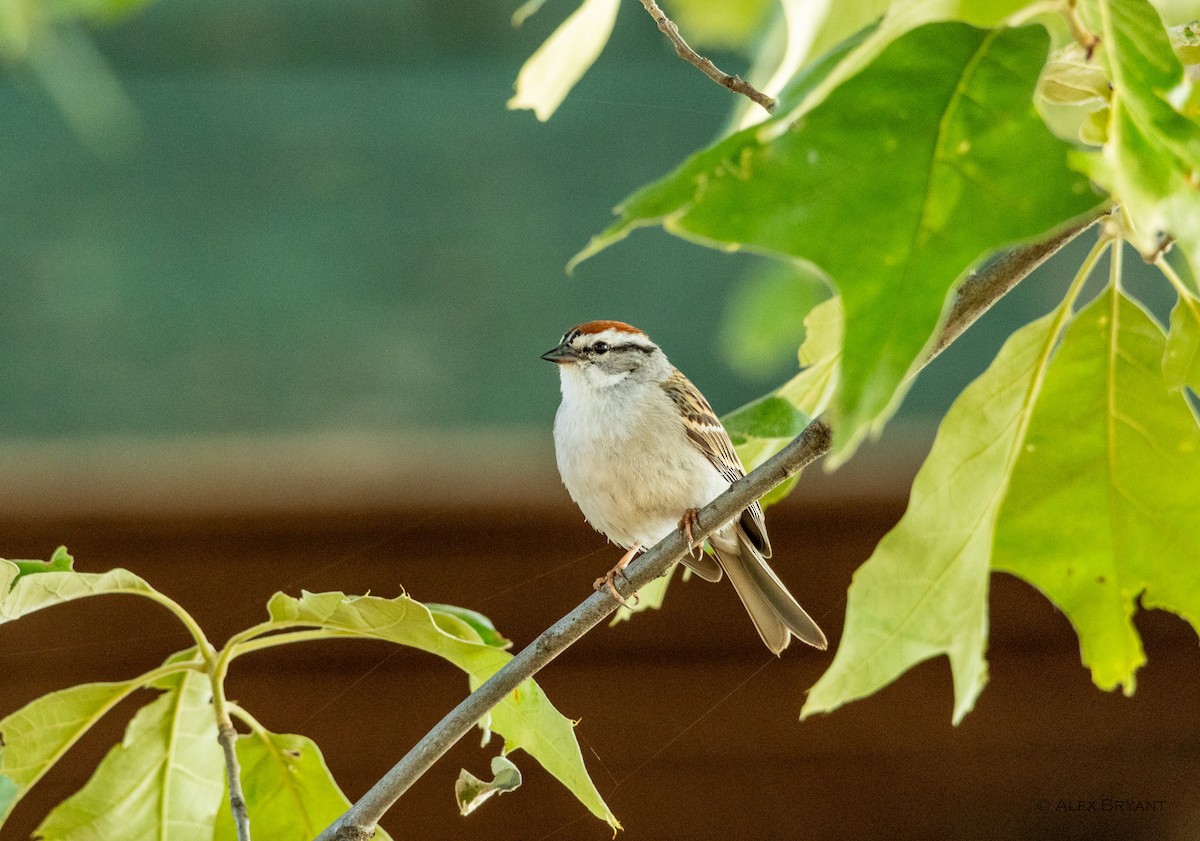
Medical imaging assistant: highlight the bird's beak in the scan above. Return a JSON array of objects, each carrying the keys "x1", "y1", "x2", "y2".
[{"x1": 541, "y1": 343, "x2": 580, "y2": 365}]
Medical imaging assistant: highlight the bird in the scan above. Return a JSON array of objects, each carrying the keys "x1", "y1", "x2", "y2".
[{"x1": 542, "y1": 320, "x2": 827, "y2": 654}]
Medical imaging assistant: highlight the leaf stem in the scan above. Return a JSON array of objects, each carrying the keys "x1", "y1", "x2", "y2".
[
  {"x1": 138, "y1": 590, "x2": 214, "y2": 663},
  {"x1": 1156, "y1": 253, "x2": 1198, "y2": 301},
  {"x1": 313, "y1": 211, "x2": 1109, "y2": 841},
  {"x1": 228, "y1": 702, "x2": 267, "y2": 735}
]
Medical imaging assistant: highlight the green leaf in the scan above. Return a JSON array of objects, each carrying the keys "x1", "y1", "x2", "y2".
[
  {"x1": 1164, "y1": 286, "x2": 1200, "y2": 392},
  {"x1": 1078, "y1": 0, "x2": 1200, "y2": 271},
  {"x1": 264, "y1": 592, "x2": 619, "y2": 829},
  {"x1": 803, "y1": 299, "x2": 1076, "y2": 724},
  {"x1": 0, "y1": 679, "x2": 144, "y2": 826},
  {"x1": 34, "y1": 671, "x2": 224, "y2": 841},
  {"x1": 0, "y1": 559, "x2": 161, "y2": 624},
  {"x1": 771, "y1": 0, "x2": 1041, "y2": 123},
  {"x1": 507, "y1": 0, "x2": 620, "y2": 121},
  {"x1": 211, "y1": 729, "x2": 394, "y2": 841},
  {"x1": 455, "y1": 755, "x2": 523, "y2": 817},
  {"x1": 7, "y1": 546, "x2": 75, "y2": 580},
  {"x1": 778, "y1": 295, "x2": 843, "y2": 415},
  {"x1": 579, "y1": 22, "x2": 1099, "y2": 462},
  {"x1": 425, "y1": 604, "x2": 513, "y2": 649},
  {"x1": 735, "y1": 296, "x2": 842, "y2": 507},
  {"x1": 724, "y1": 396, "x2": 812, "y2": 443},
  {"x1": 993, "y1": 285, "x2": 1200, "y2": 693}
]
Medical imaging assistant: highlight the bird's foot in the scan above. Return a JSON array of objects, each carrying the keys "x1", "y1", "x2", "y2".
[
  {"x1": 679, "y1": 508, "x2": 703, "y2": 558},
  {"x1": 593, "y1": 542, "x2": 642, "y2": 606}
]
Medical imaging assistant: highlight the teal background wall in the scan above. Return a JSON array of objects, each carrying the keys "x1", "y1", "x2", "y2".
[{"x1": 0, "y1": 0, "x2": 770, "y2": 438}]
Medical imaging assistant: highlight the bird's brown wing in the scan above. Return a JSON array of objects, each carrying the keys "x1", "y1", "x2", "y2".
[{"x1": 660, "y1": 368, "x2": 772, "y2": 558}]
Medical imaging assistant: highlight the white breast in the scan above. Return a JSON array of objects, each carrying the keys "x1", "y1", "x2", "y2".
[{"x1": 553, "y1": 371, "x2": 730, "y2": 548}]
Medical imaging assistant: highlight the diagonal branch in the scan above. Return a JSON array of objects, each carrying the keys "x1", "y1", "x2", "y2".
[
  {"x1": 313, "y1": 207, "x2": 1108, "y2": 841},
  {"x1": 635, "y1": 0, "x2": 776, "y2": 113}
]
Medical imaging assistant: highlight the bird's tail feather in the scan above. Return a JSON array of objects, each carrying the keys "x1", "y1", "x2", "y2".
[{"x1": 716, "y1": 532, "x2": 827, "y2": 655}]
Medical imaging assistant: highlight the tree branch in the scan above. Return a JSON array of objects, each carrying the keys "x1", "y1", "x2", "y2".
[
  {"x1": 927, "y1": 204, "x2": 1113, "y2": 362},
  {"x1": 314, "y1": 209, "x2": 1109, "y2": 841},
  {"x1": 218, "y1": 719, "x2": 252, "y2": 841},
  {"x1": 635, "y1": 0, "x2": 776, "y2": 113}
]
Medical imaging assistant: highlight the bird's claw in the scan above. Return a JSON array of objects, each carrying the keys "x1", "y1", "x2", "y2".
[
  {"x1": 679, "y1": 508, "x2": 703, "y2": 559},
  {"x1": 594, "y1": 570, "x2": 639, "y2": 607}
]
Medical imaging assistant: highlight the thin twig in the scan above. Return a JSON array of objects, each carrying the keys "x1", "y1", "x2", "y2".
[
  {"x1": 314, "y1": 209, "x2": 1109, "y2": 841},
  {"x1": 927, "y1": 205, "x2": 1112, "y2": 362},
  {"x1": 218, "y1": 719, "x2": 252, "y2": 841},
  {"x1": 636, "y1": 0, "x2": 776, "y2": 113}
]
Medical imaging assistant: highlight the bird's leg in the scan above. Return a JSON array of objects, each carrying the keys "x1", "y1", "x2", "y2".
[
  {"x1": 679, "y1": 508, "x2": 703, "y2": 558},
  {"x1": 594, "y1": 542, "x2": 642, "y2": 606}
]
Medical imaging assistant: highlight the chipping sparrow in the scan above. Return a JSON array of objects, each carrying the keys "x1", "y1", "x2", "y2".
[{"x1": 542, "y1": 320, "x2": 827, "y2": 654}]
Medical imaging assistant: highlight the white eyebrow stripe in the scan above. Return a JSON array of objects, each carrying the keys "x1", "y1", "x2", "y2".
[{"x1": 575, "y1": 328, "x2": 657, "y2": 350}]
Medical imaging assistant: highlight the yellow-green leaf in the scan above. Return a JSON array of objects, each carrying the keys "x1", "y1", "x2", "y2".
[
  {"x1": 0, "y1": 555, "x2": 160, "y2": 624},
  {"x1": 803, "y1": 299, "x2": 1075, "y2": 724},
  {"x1": 993, "y1": 286, "x2": 1200, "y2": 693},
  {"x1": 34, "y1": 671, "x2": 224, "y2": 841},
  {"x1": 1163, "y1": 285, "x2": 1200, "y2": 391},
  {"x1": 211, "y1": 730, "x2": 394, "y2": 841},
  {"x1": 0, "y1": 680, "x2": 143, "y2": 826}
]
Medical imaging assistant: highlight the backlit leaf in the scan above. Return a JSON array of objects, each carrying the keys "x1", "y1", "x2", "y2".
[
  {"x1": 34, "y1": 671, "x2": 224, "y2": 841},
  {"x1": 0, "y1": 557, "x2": 161, "y2": 624},
  {"x1": 803, "y1": 300, "x2": 1075, "y2": 724},
  {"x1": 1163, "y1": 286, "x2": 1200, "y2": 391},
  {"x1": 0, "y1": 680, "x2": 144, "y2": 826},
  {"x1": 507, "y1": 0, "x2": 620, "y2": 121},
  {"x1": 993, "y1": 285, "x2": 1200, "y2": 692}
]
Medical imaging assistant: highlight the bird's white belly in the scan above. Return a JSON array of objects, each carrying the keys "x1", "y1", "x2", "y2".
[{"x1": 554, "y1": 387, "x2": 730, "y2": 549}]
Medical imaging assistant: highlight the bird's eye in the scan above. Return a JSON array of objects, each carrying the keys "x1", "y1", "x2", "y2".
[{"x1": 591, "y1": 342, "x2": 609, "y2": 355}]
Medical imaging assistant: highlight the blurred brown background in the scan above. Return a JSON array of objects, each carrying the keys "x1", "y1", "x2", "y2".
[{"x1": 3, "y1": 441, "x2": 1197, "y2": 841}]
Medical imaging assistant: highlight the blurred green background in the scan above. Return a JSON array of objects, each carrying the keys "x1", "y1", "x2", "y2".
[{"x1": 0, "y1": 0, "x2": 778, "y2": 439}]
